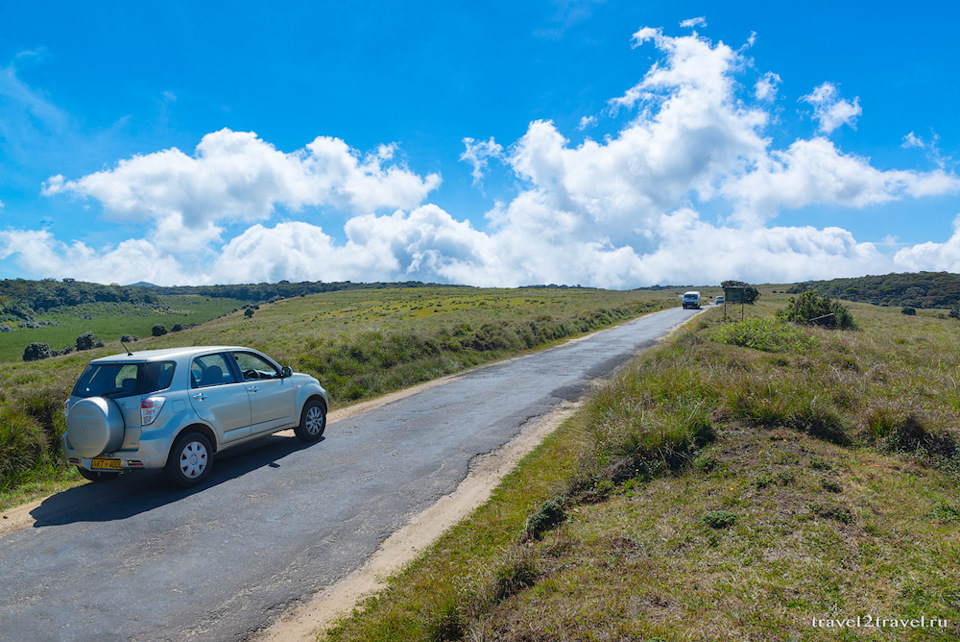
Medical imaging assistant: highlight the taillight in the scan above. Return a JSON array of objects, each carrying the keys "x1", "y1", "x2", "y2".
[
  {"x1": 64, "y1": 399, "x2": 70, "y2": 418},
  {"x1": 141, "y1": 396, "x2": 166, "y2": 426}
]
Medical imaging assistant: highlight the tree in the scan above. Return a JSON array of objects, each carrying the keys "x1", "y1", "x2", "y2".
[
  {"x1": 152, "y1": 324, "x2": 167, "y2": 337},
  {"x1": 23, "y1": 342, "x2": 52, "y2": 362},
  {"x1": 721, "y1": 280, "x2": 760, "y2": 304}
]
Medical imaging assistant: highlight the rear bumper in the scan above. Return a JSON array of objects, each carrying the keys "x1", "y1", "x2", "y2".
[{"x1": 64, "y1": 433, "x2": 170, "y2": 471}]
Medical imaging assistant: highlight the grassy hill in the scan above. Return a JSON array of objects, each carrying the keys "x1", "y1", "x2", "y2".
[
  {"x1": 0, "y1": 285, "x2": 684, "y2": 507},
  {"x1": 323, "y1": 292, "x2": 960, "y2": 641}
]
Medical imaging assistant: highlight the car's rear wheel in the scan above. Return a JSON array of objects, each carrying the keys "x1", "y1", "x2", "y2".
[
  {"x1": 77, "y1": 466, "x2": 120, "y2": 482},
  {"x1": 295, "y1": 399, "x2": 326, "y2": 442},
  {"x1": 165, "y1": 431, "x2": 213, "y2": 487}
]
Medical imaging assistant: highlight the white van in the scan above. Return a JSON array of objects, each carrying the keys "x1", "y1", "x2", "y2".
[{"x1": 682, "y1": 291, "x2": 701, "y2": 309}]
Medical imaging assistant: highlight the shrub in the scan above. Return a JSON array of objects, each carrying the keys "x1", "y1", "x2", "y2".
[
  {"x1": 522, "y1": 498, "x2": 566, "y2": 541},
  {"x1": 171, "y1": 323, "x2": 183, "y2": 332},
  {"x1": 151, "y1": 323, "x2": 167, "y2": 337},
  {"x1": 120, "y1": 334, "x2": 134, "y2": 343},
  {"x1": 75, "y1": 331, "x2": 98, "y2": 351},
  {"x1": 244, "y1": 308, "x2": 255, "y2": 318},
  {"x1": 901, "y1": 306, "x2": 917, "y2": 316},
  {"x1": 702, "y1": 510, "x2": 737, "y2": 529},
  {"x1": 23, "y1": 342, "x2": 52, "y2": 362},
  {"x1": 776, "y1": 290, "x2": 856, "y2": 329}
]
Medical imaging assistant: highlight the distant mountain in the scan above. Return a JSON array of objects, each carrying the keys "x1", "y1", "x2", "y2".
[
  {"x1": 127, "y1": 281, "x2": 159, "y2": 288},
  {"x1": 789, "y1": 272, "x2": 960, "y2": 309}
]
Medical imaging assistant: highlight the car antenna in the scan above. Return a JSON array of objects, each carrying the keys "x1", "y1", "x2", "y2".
[{"x1": 120, "y1": 341, "x2": 133, "y2": 356}]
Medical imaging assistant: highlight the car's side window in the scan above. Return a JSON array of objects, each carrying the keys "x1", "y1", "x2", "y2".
[
  {"x1": 191, "y1": 354, "x2": 239, "y2": 388},
  {"x1": 143, "y1": 361, "x2": 176, "y2": 394},
  {"x1": 233, "y1": 352, "x2": 280, "y2": 381}
]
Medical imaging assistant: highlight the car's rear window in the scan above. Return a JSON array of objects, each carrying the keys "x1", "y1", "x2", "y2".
[{"x1": 72, "y1": 361, "x2": 176, "y2": 398}]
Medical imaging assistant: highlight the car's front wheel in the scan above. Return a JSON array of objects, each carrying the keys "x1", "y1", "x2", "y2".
[
  {"x1": 165, "y1": 431, "x2": 213, "y2": 487},
  {"x1": 295, "y1": 398, "x2": 326, "y2": 442}
]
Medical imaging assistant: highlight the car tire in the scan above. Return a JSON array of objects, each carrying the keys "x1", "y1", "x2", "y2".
[
  {"x1": 77, "y1": 466, "x2": 120, "y2": 482},
  {"x1": 165, "y1": 431, "x2": 213, "y2": 487},
  {"x1": 295, "y1": 398, "x2": 326, "y2": 442}
]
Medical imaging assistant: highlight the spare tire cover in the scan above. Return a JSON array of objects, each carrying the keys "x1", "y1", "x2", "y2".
[{"x1": 66, "y1": 397, "x2": 126, "y2": 458}]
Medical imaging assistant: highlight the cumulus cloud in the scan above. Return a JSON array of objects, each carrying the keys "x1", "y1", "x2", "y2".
[
  {"x1": 722, "y1": 137, "x2": 960, "y2": 224},
  {"x1": 43, "y1": 129, "x2": 441, "y2": 250},
  {"x1": 802, "y1": 82, "x2": 861, "y2": 134},
  {"x1": 0, "y1": 229, "x2": 194, "y2": 284},
  {"x1": 894, "y1": 214, "x2": 960, "y2": 272},
  {"x1": 9, "y1": 26, "x2": 958, "y2": 288},
  {"x1": 755, "y1": 72, "x2": 781, "y2": 101}
]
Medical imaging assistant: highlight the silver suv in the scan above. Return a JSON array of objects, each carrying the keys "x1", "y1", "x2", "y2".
[{"x1": 63, "y1": 346, "x2": 328, "y2": 487}]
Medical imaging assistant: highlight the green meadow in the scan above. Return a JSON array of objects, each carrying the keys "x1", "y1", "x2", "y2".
[
  {"x1": 0, "y1": 286, "x2": 680, "y2": 507},
  {"x1": 322, "y1": 288, "x2": 960, "y2": 641}
]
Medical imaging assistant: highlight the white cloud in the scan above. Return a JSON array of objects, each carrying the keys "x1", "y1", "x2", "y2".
[
  {"x1": 578, "y1": 115, "x2": 597, "y2": 130},
  {"x1": 755, "y1": 72, "x2": 781, "y2": 101},
  {"x1": 722, "y1": 137, "x2": 960, "y2": 224},
  {"x1": 679, "y1": 17, "x2": 707, "y2": 29},
  {"x1": 894, "y1": 214, "x2": 960, "y2": 272},
  {"x1": 43, "y1": 129, "x2": 441, "y2": 252},
  {"x1": 0, "y1": 229, "x2": 194, "y2": 285},
  {"x1": 460, "y1": 137, "x2": 503, "y2": 187},
  {"x1": 802, "y1": 82, "x2": 861, "y2": 134}
]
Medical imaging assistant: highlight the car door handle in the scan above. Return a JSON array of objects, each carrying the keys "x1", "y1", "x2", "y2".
[
  {"x1": 248, "y1": 386, "x2": 259, "y2": 393},
  {"x1": 193, "y1": 393, "x2": 207, "y2": 401}
]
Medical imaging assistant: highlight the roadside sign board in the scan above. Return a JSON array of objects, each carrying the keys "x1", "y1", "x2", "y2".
[{"x1": 724, "y1": 287, "x2": 745, "y2": 303}]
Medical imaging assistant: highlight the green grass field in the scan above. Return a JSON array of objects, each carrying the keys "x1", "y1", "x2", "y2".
[
  {"x1": 0, "y1": 286, "x2": 681, "y2": 508},
  {"x1": 0, "y1": 295, "x2": 245, "y2": 363},
  {"x1": 322, "y1": 289, "x2": 960, "y2": 641}
]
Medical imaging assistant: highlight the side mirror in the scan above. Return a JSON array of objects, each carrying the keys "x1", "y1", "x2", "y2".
[{"x1": 280, "y1": 366, "x2": 293, "y2": 378}]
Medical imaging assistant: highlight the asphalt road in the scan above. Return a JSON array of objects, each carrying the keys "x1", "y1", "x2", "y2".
[{"x1": 0, "y1": 306, "x2": 699, "y2": 641}]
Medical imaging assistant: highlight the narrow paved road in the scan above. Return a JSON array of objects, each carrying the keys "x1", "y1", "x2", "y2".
[{"x1": 0, "y1": 306, "x2": 699, "y2": 641}]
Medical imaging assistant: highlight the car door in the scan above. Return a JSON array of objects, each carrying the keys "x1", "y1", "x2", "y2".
[
  {"x1": 231, "y1": 351, "x2": 298, "y2": 433},
  {"x1": 188, "y1": 353, "x2": 252, "y2": 444}
]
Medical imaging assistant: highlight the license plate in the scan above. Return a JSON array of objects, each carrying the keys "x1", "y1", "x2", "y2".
[{"x1": 91, "y1": 458, "x2": 121, "y2": 470}]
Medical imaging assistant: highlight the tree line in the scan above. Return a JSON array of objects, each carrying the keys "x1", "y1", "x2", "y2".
[{"x1": 790, "y1": 272, "x2": 960, "y2": 309}]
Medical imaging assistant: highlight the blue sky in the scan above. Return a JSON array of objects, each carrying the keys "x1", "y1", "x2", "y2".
[{"x1": 1, "y1": 0, "x2": 959, "y2": 287}]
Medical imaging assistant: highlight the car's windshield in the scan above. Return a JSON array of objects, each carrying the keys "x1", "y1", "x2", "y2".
[{"x1": 72, "y1": 361, "x2": 176, "y2": 398}]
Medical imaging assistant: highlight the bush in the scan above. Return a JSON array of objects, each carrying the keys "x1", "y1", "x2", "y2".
[
  {"x1": 901, "y1": 306, "x2": 917, "y2": 316},
  {"x1": 522, "y1": 498, "x2": 566, "y2": 541},
  {"x1": 171, "y1": 323, "x2": 183, "y2": 332},
  {"x1": 702, "y1": 510, "x2": 737, "y2": 529},
  {"x1": 776, "y1": 290, "x2": 856, "y2": 329},
  {"x1": 23, "y1": 342, "x2": 52, "y2": 362},
  {"x1": 244, "y1": 308, "x2": 255, "y2": 318},
  {"x1": 151, "y1": 324, "x2": 167, "y2": 337},
  {"x1": 75, "y1": 331, "x2": 98, "y2": 351}
]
